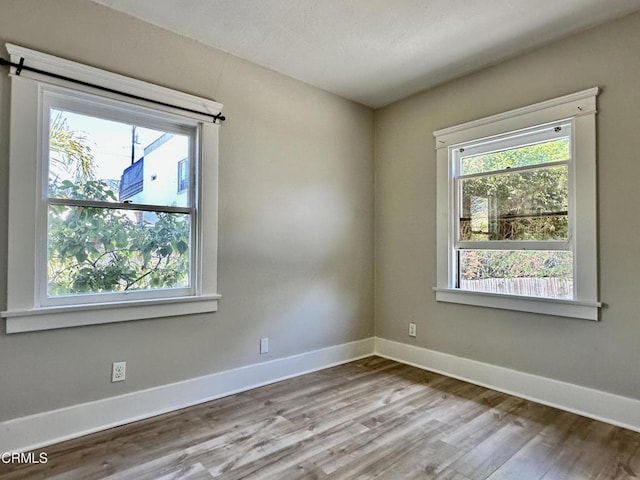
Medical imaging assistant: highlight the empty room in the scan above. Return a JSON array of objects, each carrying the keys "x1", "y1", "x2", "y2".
[{"x1": 1, "y1": 0, "x2": 640, "y2": 478}]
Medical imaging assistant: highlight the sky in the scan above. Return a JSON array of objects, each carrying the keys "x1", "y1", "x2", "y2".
[{"x1": 52, "y1": 108, "x2": 166, "y2": 181}]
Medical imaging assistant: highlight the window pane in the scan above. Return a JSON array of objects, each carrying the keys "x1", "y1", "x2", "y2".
[
  {"x1": 461, "y1": 138, "x2": 570, "y2": 175},
  {"x1": 48, "y1": 108, "x2": 191, "y2": 207},
  {"x1": 459, "y1": 250, "x2": 573, "y2": 299},
  {"x1": 459, "y1": 165, "x2": 568, "y2": 241},
  {"x1": 47, "y1": 205, "x2": 190, "y2": 296}
]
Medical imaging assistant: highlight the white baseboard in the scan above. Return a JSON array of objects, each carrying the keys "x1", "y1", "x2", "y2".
[
  {"x1": 0, "y1": 337, "x2": 375, "y2": 452},
  {"x1": 4, "y1": 336, "x2": 638, "y2": 453},
  {"x1": 375, "y1": 337, "x2": 640, "y2": 433}
]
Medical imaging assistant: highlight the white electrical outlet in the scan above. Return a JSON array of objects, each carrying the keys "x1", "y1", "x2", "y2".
[
  {"x1": 260, "y1": 337, "x2": 269, "y2": 354},
  {"x1": 112, "y1": 361, "x2": 126, "y2": 382},
  {"x1": 409, "y1": 323, "x2": 417, "y2": 337}
]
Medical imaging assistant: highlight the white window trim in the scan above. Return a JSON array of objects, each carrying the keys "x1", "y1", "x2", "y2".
[
  {"x1": 1, "y1": 44, "x2": 223, "y2": 333},
  {"x1": 433, "y1": 88, "x2": 601, "y2": 321}
]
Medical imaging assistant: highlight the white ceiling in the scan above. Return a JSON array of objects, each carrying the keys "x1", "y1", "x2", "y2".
[{"x1": 91, "y1": 0, "x2": 640, "y2": 108}]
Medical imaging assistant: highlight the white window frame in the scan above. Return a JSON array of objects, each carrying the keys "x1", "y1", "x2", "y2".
[
  {"x1": 1, "y1": 44, "x2": 222, "y2": 333},
  {"x1": 433, "y1": 88, "x2": 601, "y2": 321}
]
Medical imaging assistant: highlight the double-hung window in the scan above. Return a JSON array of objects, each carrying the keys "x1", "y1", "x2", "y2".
[
  {"x1": 2, "y1": 44, "x2": 223, "y2": 333},
  {"x1": 45, "y1": 93, "x2": 196, "y2": 303},
  {"x1": 434, "y1": 88, "x2": 601, "y2": 320}
]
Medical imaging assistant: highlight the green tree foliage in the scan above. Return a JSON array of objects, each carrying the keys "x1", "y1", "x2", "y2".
[
  {"x1": 461, "y1": 166, "x2": 568, "y2": 241},
  {"x1": 461, "y1": 138, "x2": 570, "y2": 175},
  {"x1": 460, "y1": 250, "x2": 572, "y2": 280},
  {"x1": 47, "y1": 122, "x2": 190, "y2": 296},
  {"x1": 49, "y1": 111, "x2": 96, "y2": 183}
]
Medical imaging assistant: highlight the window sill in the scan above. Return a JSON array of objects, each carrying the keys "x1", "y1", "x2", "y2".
[
  {"x1": 1, "y1": 295, "x2": 221, "y2": 334},
  {"x1": 433, "y1": 288, "x2": 600, "y2": 321}
]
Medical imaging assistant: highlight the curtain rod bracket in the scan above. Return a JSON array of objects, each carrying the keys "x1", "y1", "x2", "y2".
[{"x1": 15, "y1": 57, "x2": 24, "y2": 76}]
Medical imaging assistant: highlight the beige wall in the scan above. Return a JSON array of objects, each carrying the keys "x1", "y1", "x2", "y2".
[
  {"x1": 375, "y1": 11, "x2": 640, "y2": 399},
  {"x1": 0, "y1": 0, "x2": 374, "y2": 421}
]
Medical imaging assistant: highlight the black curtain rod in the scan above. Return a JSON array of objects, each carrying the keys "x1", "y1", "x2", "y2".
[{"x1": 0, "y1": 57, "x2": 226, "y2": 123}]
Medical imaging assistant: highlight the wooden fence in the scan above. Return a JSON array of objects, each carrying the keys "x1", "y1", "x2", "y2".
[{"x1": 460, "y1": 277, "x2": 573, "y2": 299}]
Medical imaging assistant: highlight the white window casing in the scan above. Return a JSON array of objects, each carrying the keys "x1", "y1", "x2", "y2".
[
  {"x1": 433, "y1": 88, "x2": 601, "y2": 321},
  {"x1": 1, "y1": 44, "x2": 222, "y2": 333}
]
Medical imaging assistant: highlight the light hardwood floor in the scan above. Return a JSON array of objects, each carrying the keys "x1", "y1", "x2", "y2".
[{"x1": 1, "y1": 357, "x2": 639, "y2": 479}]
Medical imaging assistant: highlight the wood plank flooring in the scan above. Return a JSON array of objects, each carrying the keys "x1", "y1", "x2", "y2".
[{"x1": 1, "y1": 356, "x2": 639, "y2": 479}]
